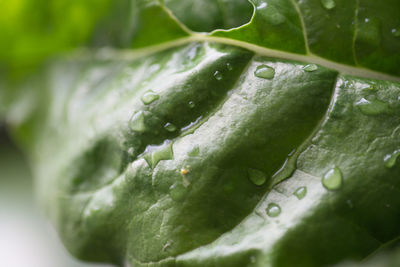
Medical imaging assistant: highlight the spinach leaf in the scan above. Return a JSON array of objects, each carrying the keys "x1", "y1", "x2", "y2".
[{"x1": 3, "y1": 0, "x2": 400, "y2": 266}]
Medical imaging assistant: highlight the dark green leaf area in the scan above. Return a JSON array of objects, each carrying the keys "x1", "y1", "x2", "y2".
[
  {"x1": 165, "y1": 0, "x2": 400, "y2": 75},
  {"x1": 65, "y1": 136, "x2": 126, "y2": 193},
  {"x1": 212, "y1": 0, "x2": 307, "y2": 54},
  {"x1": 122, "y1": 43, "x2": 254, "y2": 162},
  {"x1": 122, "y1": 55, "x2": 335, "y2": 263},
  {"x1": 130, "y1": 0, "x2": 189, "y2": 48},
  {"x1": 354, "y1": 0, "x2": 400, "y2": 76},
  {"x1": 164, "y1": 0, "x2": 253, "y2": 32},
  {"x1": 297, "y1": 0, "x2": 357, "y2": 64},
  {"x1": 29, "y1": 42, "x2": 337, "y2": 265}
]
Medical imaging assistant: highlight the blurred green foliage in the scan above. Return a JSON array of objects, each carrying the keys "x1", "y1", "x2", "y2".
[
  {"x1": 0, "y1": 0, "x2": 134, "y2": 119},
  {"x1": 0, "y1": 0, "x2": 115, "y2": 76}
]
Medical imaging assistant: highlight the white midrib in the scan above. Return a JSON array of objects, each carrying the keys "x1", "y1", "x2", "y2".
[{"x1": 103, "y1": 34, "x2": 400, "y2": 83}]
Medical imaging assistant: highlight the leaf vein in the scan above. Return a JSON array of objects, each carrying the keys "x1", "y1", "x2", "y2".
[{"x1": 289, "y1": 0, "x2": 310, "y2": 54}]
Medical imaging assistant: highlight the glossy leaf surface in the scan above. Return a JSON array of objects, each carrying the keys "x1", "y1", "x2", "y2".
[{"x1": 2, "y1": 0, "x2": 400, "y2": 266}]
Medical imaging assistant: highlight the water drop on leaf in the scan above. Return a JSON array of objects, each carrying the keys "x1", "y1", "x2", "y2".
[
  {"x1": 384, "y1": 149, "x2": 400, "y2": 168},
  {"x1": 254, "y1": 65, "x2": 275, "y2": 79},
  {"x1": 141, "y1": 90, "x2": 160, "y2": 105},
  {"x1": 294, "y1": 186, "x2": 307, "y2": 199},
  {"x1": 214, "y1": 71, "x2": 223, "y2": 81},
  {"x1": 248, "y1": 168, "x2": 267, "y2": 186},
  {"x1": 266, "y1": 203, "x2": 281, "y2": 217},
  {"x1": 303, "y1": 64, "x2": 318, "y2": 72},
  {"x1": 257, "y1": 2, "x2": 267, "y2": 10},
  {"x1": 130, "y1": 111, "x2": 146, "y2": 132},
  {"x1": 355, "y1": 97, "x2": 390, "y2": 115},
  {"x1": 164, "y1": 122, "x2": 177, "y2": 132},
  {"x1": 188, "y1": 101, "x2": 195, "y2": 108},
  {"x1": 322, "y1": 167, "x2": 343, "y2": 190},
  {"x1": 144, "y1": 142, "x2": 174, "y2": 168}
]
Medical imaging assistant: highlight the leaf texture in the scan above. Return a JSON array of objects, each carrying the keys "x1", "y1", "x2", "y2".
[{"x1": 3, "y1": 1, "x2": 400, "y2": 266}]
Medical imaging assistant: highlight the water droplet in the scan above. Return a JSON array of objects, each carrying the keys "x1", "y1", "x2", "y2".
[
  {"x1": 169, "y1": 183, "x2": 187, "y2": 201},
  {"x1": 129, "y1": 111, "x2": 146, "y2": 132},
  {"x1": 294, "y1": 186, "x2": 307, "y2": 199},
  {"x1": 257, "y1": 2, "x2": 267, "y2": 9},
  {"x1": 214, "y1": 71, "x2": 223, "y2": 81},
  {"x1": 164, "y1": 122, "x2": 177, "y2": 132},
  {"x1": 254, "y1": 65, "x2": 275, "y2": 79},
  {"x1": 266, "y1": 203, "x2": 281, "y2": 217},
  {"x1": 322, "y1": 166, "x2": 343, "y2": 191},
  {"x1": 391, "y1": 28, "x2": 400, "y2": 37},
  {"x1": 144, "y1": 142, "x2": 174, "y2": 168},
  {"x1": 141, "y1": 90, "x2": 160, "y2": 105},
  {"x1": 188, "y1": 101, "x2": 195, "y2": 108},
  {"x1": 383, "y1": 149, "x2": 400, "y2": 168},
  {"x1": 248, "y1": 168, "x2": 267, "y2": 186},
  {"x1": 320, "y1": 0, "x2": 335, "y2": 10},
  {"x1": 187, "y1": 145, "x2": 200, "y2": 157},
  {"x1": 303, "y1": 64, "x2": 318, "y2": 72},
  {"x1": 355, "y1": 97, "x2": 390, "y2": 115},
  {"x1": 226, "y1": 63, "x2": 233, "y2": 71}
]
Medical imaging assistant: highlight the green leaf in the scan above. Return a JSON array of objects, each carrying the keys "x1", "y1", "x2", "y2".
[
  {"x1": 176, "y1": 75, "x2": 400, "y2": 267},
  {"x1": 0, "y1": 0, "x2": 115, "y2": 71},
  {"x1": 163, "y1": 0, "x2": 254, "y2": 32},
  {"x1": 13, "y1": 41, "x2": 400, "y2": 266},
  {"x1": 166, "y1": 0, "x2": 400, "y2": 76},
  {"x1": 3, "y1": 0, "x2": 400, "y2": 267}
]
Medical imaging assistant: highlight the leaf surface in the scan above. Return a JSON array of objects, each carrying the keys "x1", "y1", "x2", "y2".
[{"x1": 3, "y1": 1, "x2": 400, "y2": 266}]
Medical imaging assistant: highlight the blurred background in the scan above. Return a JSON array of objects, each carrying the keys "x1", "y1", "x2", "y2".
[
  {"x1": 0, "y1": 0, "x2": 126, "y2": 265},
  {"x1": 0, "y1": 124, "x2": 114, "y2": 267}
]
